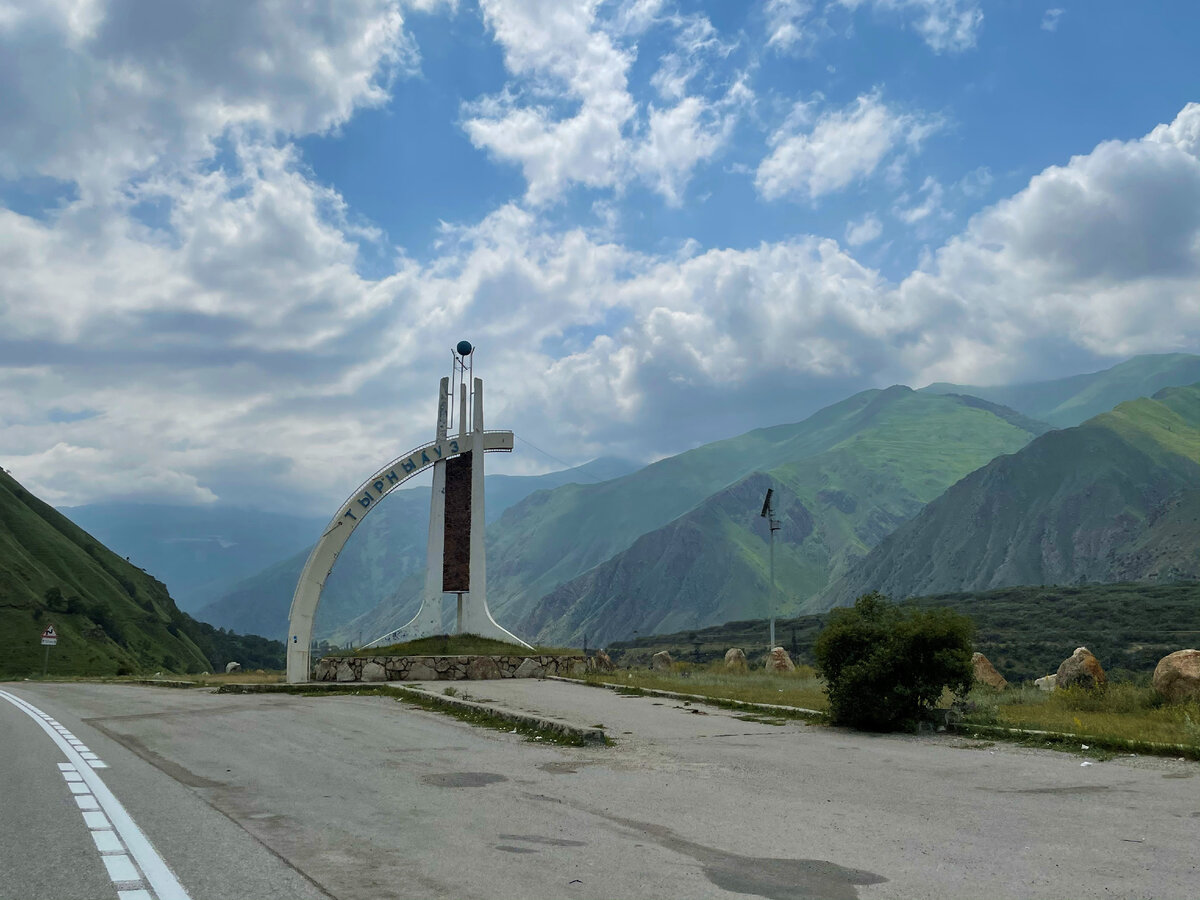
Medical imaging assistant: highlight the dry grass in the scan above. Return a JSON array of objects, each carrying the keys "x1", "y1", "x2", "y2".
[
  {"x1": 324, "y1": 634, "x2": 576, "y2": 658},
  {"x1": 584, "y1": 661, "x2": 829, "y2": 711},
  {"x1": 966, "y1": 683, "x2": 1200, "y2": 749},
  {"x1": 190, "y1": 670, "x2": 284, "y2": 685}
]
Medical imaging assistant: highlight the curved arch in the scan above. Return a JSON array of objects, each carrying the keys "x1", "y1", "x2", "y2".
[{"x1": 286, "y1": 430, "x2": 514, "y2": 683}]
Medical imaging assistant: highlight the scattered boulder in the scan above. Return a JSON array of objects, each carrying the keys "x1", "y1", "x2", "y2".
[
  {"x1": 592, "y1": 650, "x2": 615, "y2": 672},
  {"x1": 1153, "y1": 649, "x2": 1200, "y2": 703},
  {"x1": 335, "y1": 660, "x2": 356, "y2": 682},
  {"x1": 224, "y1": 661, "x2": 241, "y2": 674},
  {"x1": 1034, "y1": 674, "x2": 1058, "y2": 692},
  {"x1": 972, "y1": 652, "x2": 1008, "y2": 690},
  {"x1": 764, "y1": 647, "x2": 795, "y2": 673},
  {"x1": 1056, "y1": 647, "x2": 1106, "y2": 691},
  {"x1": 466, "y1": 656, "x2": 501, "y2": 680},
  {"x1": 513, "y1": 657, "x2": 546, "y2": 679},
  {"x1": 361, "y1": 661, "x2": 387, "y2": 682},
  {"x1": 651, "y1": 651, "x2": 673, "y2": 671},
  {"x1": 724, "y1": 648, "x2": 747, "y2": 672}
]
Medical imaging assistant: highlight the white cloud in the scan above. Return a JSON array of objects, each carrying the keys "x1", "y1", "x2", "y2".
[
  {"x1": 894, "y1": 175, "x2": 946, "y2": 224},
  {"x1": 899, "y1": 102, "x2": 1200, "y2": 384},
  {"x1": 1041, "y1": 8, "x2": 1064, "y2": 32},
  {"x1": 756, "y1": 91, "x2": 940, "y2": 201},
  {"x1": 463, "y1": 1, "x2": 746, "y2": 206},
  {"x1": 0, "y1": 0, "x2": 413, "y2": 191},
  {"x1": 845, "y1": 213, "x2": 883, "y2": 246},
  {"x1": 764, "y1": 0, "x2": 818, "y2": 54},
  {"x1": 839, "y1": 0, "x2": 984, "y2": 53}
]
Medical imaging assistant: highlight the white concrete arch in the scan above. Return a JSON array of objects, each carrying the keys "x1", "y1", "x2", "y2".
[{"x1": 286, "y1": 429, "x2": 514, "y2": 683}]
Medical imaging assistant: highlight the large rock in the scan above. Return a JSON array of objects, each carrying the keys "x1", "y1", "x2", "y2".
[
  {"x1": 1056, "y1": 647, "x2": 1106, "y2": 691},
  {"x1": 361, "y1": 661, "x2": 386, "y2": 682},
  {"x1": 513, "y1": 657, "x2": 546, "y2": 679},
  {"x1": 466, "y1": 656, "x2": 502, "y2": 680},
  {"x1": 1153, "y1": 649, "x2": 1200, "y2": 703},
  {"x1": 651, "y1": 651, "x2": 673, "y2": 671},
  {"x1": 1034, "y1": 674, "x2": 1058, "y2": 692},
  {"x1": 972, "y1": 652, "x2": 1008, "y2": 690},
  {"x1": 764, "y1": 647, "x2": 795, "y2": 673},
  {"x1": 224, "y1": 661, "x2": 241, "y2": 674},
  {"x1": 724, "y1": 648, "x2": 747, "y2": 672},
  {"x1": 335, "y1": 660, "x2": 356, "y2": 682},
  {"x1": 592, "y1": 650, "x2": 615, "y2": 672}
]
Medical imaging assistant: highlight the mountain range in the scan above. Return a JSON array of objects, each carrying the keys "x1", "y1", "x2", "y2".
[
  {"x1": 822, "y1": 382, "x2": 1200, "y2": 606},
  {"x1": 48, "y1": 351, "x2": 1200, "y2": 649}
]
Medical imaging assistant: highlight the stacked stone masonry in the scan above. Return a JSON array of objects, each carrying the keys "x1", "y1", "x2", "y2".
[{"x1": 311, "y1": 654, "x2": 593, "y2": 682}]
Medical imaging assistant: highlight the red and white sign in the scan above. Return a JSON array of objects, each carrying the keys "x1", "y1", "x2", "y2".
[{"x1": 41, "y1": 625, "x2": 57, "y2": 646}]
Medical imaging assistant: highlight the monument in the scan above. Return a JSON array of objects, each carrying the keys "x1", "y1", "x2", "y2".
[{"x1": 286, "y1": 342, "x2": 530, "y2": 683}]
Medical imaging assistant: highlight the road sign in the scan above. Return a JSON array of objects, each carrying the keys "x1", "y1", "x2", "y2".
[{"x1": 41, "y1": 625, "x2": 57, "y2": 646}]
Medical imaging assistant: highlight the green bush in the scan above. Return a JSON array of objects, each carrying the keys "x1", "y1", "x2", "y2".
[{"x1": 814, "y1": 592, "x2": 975, "y2": 731}]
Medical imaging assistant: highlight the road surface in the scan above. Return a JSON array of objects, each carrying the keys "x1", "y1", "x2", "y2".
[{"x1": 1, "y1": 679, "x2": 1197, "y2": 899}]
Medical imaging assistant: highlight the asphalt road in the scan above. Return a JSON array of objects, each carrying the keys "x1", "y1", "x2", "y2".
[{"x1": 2, "y1": 679, "x2": 1197, "y2": 900}]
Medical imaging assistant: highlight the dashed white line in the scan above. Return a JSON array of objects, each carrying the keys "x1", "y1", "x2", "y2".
[{"x1": 0, "y1": 689, "x2": 191, "y2": 900}]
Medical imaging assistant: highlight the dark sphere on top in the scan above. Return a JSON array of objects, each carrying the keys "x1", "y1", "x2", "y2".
[{"x1": 456, "y1": 340, "x2": 474, "y2": 356}]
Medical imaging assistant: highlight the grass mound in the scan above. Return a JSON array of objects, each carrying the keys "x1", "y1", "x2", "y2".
[{"x1": 325, "y1": 633, "x2": 576, "y2": 658}]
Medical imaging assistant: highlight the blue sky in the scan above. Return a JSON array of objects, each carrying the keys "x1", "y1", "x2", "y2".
[{"x1": 1, "y1": 1, "x2": 1199, "y2": 513}]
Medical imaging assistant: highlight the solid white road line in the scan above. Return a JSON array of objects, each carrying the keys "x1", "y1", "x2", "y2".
[{"x1": 0, "y1": 689, "x2": 192, "y2": 900}]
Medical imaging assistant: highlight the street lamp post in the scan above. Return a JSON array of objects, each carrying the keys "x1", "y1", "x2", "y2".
[{"x1": 760, "y1": 489, "x2": 780, "y2": 652}]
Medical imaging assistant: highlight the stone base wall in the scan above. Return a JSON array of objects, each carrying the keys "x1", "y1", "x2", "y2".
[{"x1": 311, "y1": 654, "x2": 593, "y2": 683}]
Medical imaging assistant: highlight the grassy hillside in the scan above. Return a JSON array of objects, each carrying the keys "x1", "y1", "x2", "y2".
[
  {"x1": 823, "y1": 384, "x2": 1200, "y2": 607},
  {"x1": 515, "y1": 388, "x2": 1044, "y2": 646},
  {"x1": 608, "y1": 581, "x2": 1200, "y2": 683},
  {"x1": 922, "y1": 352, "x2": 1200, "y2": 428},
  {"x1": 0, "y1": 468, "x2": 283, "y2": 677}
]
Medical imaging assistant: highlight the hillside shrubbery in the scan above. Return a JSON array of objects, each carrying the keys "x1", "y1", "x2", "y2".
[{"x1": 814, "y1": 592, "x2": 975, "y2": 731}]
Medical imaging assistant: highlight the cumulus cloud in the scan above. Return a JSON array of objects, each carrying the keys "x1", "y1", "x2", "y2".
[
  {"x1": 756, "y1": 91, "x2": 940, "y2": 201},
  {"x1": 0, "y1": 0, "x2": 413, "y2": 191},
  {"x1": 462, "y1": 1, "x2": 747, "y2": 206},
  {"x1": 839, "y1": 0, "x2": 984, "y2": 53},
  {"x1": 845, "y1": 213, "x2": 884, "y2": 245},
  {"x1": 2, "y1": 3, "x2": 1198, "y2": 516}
]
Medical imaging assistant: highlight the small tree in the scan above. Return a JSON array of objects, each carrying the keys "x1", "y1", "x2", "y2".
[{"x1": 814, "y1": 592, "x2": 975, "y2": 731}]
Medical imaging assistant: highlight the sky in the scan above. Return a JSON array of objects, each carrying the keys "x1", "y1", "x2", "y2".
[{"x1": 1, "y1": 0, "x2": 1199, "y2": 516}]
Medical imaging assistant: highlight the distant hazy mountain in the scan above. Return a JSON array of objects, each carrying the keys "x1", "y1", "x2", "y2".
[
  {"x1": 0, "y1": 468, "x2": 283, "y2": 677},
  {"x1": 519, "y1": 388, "x2": 1047, "y2": 646},
  {"x1": 196, "y1": 456, "x2": 635, "y2": 639},
  {"x1": 922, "y1": 352, "x2": 1200, "y2": 428},
  {"x1": 57, "y1": 503, "x2": 325, "y2": 613},
  {"x1": 821, "y1": 383, "x2": 1200, "y2": 607}
]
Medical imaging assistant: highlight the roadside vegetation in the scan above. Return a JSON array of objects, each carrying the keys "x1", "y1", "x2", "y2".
[{"x1": 963, "y1": 681, "x2": 1200, "y2": 757}]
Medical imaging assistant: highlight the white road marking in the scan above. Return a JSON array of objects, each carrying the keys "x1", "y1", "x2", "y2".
[
  {"x1": 93, "y1": 830, "x2": 124, "y2": 853},
  {"x1": 103, "y1": 854, "x2": 141, "y2": 883},
  {"x1": 76, "y1": 795, "x2": 102, "y2": 811},
  {"x1": 0, "y1": 689, "x2": 192, "y2": 900}
]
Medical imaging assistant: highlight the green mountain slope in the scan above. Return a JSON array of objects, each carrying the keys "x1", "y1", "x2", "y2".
[
  {"x1": 0, "y1": 468, "x2": 283, "y2": 677},
  {"x1": 922, "y1": 352, "x2": 1200, "y2": 428},
  {"x1": 519, "y1": 388, "x2": 1046, "y2": 646},
  {"x1": 822, "y1": 384, "x2": 1200, "y2": 607},
  {"x1": 197, "y1": 456, "x2": 636, "y2": 639}
]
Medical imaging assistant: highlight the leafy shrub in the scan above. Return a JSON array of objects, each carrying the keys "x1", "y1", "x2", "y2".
[{"x1": 814, "y1": 592, "x2": 975, "y2": 731}]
